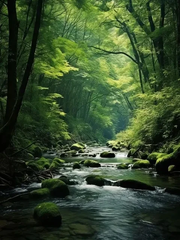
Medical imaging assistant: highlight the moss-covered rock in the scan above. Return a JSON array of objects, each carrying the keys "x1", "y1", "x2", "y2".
[
  {"x1": 73, "y1": 162, "x2": 81, "y2": 169},
  {"x1": 100, "y1": 152, "x2": 115, "y2": 158},
  {"x1": 84, "y1": 160, "x2": 101, "y2": 167},
  {"x1": 147, "y1": 152, "x2": 166, "y2": 164},
  {"x1": 132, "y1": 160, "x2": 151, "y2": 169},
  {"x1": 50, "y1": 158, "x2": 65, "y2": 170},
  {"x1": 42, "y1": 179, "x2": 69, "y2": 198},
  {"x1": 27, "y1": 161, "x2": 43, "y2": 171},
  {"x1": 59, "y1": 175, "x2": 78, "y2": 185},
  {"x1": 71, "y1": 143, "x2": 85, "y2": 151},
  {"x1": 33, "y1": 202, "x2": 62, "y2": 227},
  {"x1": 155, "y1": 153, "x2": 174, "y2": 174},
  {"x1": 30, "y1": 188, "x2": 50, "y2": 199},
  {"x1": 117, "y1": 163, "x2": 129, "y2": 169},
  {"x1": 106, "y1": 140, "x2": 116, "y2": 147},
  {"x1": 30, "y1": 145, "x2": 42, "y2": 158},
  {"x1": 168, "y1": 165, "x2": 176, "y2": 173},
  {"x1": 36, "y1": 157, "x2": 50, "y2": 169},
  {"x1": 112, "y1": 146, "x2": 120, "y2": 151},
  {"x1": 116, "y1": 179, "x2": 155, "y2": 191},
  {"x1": 86, "y1": 175, "x2": 105, "y2": 186}
]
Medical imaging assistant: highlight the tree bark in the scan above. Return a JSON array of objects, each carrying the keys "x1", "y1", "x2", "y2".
[
  {"x1": 0, "y1": 0, "x2": 43, "y2": 152},
  {"x1": 5, "y1": 0, "x2": 18, "y2": 122}
]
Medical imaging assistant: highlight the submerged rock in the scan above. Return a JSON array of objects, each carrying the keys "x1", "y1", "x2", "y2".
[
  {"x1": 33, "y1": 202, "x2": 62, "y2": 227},
  {"x1": 100, "y1": 152, "x2": 115, "y2": 158},
  {"x1": 114, "y1": 179, "x2": 155, "y2": 191},
  {"x1": 117, "y1": 163, "x2": 129, "y2": 169},
  {"x1": 84, "y1": 160, "x2": 101, "y2": 167},
  {"x1": 86, "y1": 175, "x2": 105, "y2": 186},
  {"x1": 42, "y1": 179, "x2": 69, "y2": 198}
]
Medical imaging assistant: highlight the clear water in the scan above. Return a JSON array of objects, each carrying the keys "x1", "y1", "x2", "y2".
[{"x1": 1, "y1": 147, "x2": 180, "y2": 240}]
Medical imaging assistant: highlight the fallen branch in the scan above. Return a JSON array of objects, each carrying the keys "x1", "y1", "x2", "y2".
[{"x1": 0, "y1": 192, "x2": 29, "y2": 205}]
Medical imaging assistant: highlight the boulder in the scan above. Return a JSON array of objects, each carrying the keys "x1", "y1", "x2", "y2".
[
  {"x1": 100, "y1": 152, "x2": 115, "y2": 158},
  {"x1": 73, "y1": 162, "x2": 81, "y2": 169},
  {"x1": 165, "y1": 187, "x2": 180, "y2": 196},
  {"x1": 33, "y1": 202, "x2": 62, "y2": 227},
  {"x1": 84, "y1": 160, "x2": 101, "y2": 167},
  {"x1": 147, "y1": 152, "x2": 166, "y2": 164},
  {"x1": 30, "y1": 145, "x2": 42, "y2": 158},
  {"x1": 50, "y1": 158, "x2": 65, "y2": 170},
  {"x1": 30, "y1": 188, "x2": 50, "y2": 199},
  {"x1": 42, "y1": 179, "x2": 69, "y2": 198},
  {"x1": 71, "y1": 143, "x2": 85, "y2": 151},
  {"x1": 117, "y1": 163, "x2": 129, "y2": 169},
  {"x1": 132, "y1": 160, "x2": 151, "y2": 169},
  {"x1": 86, "y1": 175, "x2": 105, "y2": 186},
  {"x1": 114, "y1": 179, "x2": 155, "y2": 191},
  {"x1": 59, "y1": 175, "x2": 78, "y2": 185}
]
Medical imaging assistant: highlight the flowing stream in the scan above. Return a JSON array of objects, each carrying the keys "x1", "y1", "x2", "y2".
[{"x1": 1, "y1": 146, "x2": 180, "y2": 240}]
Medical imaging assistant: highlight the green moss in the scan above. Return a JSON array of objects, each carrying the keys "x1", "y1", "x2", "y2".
[
  {"x1": 155, "y1": 153, "x2": 174, "y2": 174},
  {"x1": 30, "y1": 188, "x2": 50, "y2": 199},
  {"x1": 53, "y1": 158, "x2": 65, "y2": 164},
  {"x1": 71, "y1": 143, "x2": 85, "y2": 151},
  {"x1": 84, "y1": 160, "x2": 101, "y2": 167},
  {"x1": 73, "y1": 162, "x2": 81, "y2": 169},
  {"x1": 86, "y1": 175, "x2": 104, "y2": 186},
  {"x1": 27, "y1": 161, "x2": 43, "y2": 171},
  {"x1": 50, "y1": 158, "x2": 65, "y2": 170},
  {"x1": 117, "y1": 163, "x2": 129, "y2": 169},
  {"x1": 36, "y1": 157, "x2": 50, "y2": 169},
  {"x1": 168, "y1": 165, "x2": 176, "y2": 173},
  {"x1": 29, "y1": 145, "x2": 42, "y2": 158},
  {"x1": 132, "y1": 160, "x2": 151, "y2": 169},
  {"x1": 147, "y1": 152, "x2": 166, "y2": 163},
  {"x1": 42, "y1": 179, "x2": 69, "y2": 198},
  {"x1": 100, "y1": 152, "x2": 115, "y2": 158},
  {"x1": 33, "y1": 202, "x2": 62, "y2": 227}
]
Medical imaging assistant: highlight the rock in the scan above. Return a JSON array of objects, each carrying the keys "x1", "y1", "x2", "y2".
[
  {"x1": 73, "y1": 162, "x2": 81, "y2": 169},
  {"x1": 156, "y1": 153, "x2": 174, "y2": 174},
  {"x1": 30, "y1": 145, "x2": 42, "y2": 158},
  {"x1": 156, "y1": 145, "x2": 180, "y2": 174},
  {"x1": 117, "y1": 163, "x2": 129, "y2": 169},
  {"x1": 59, "y1": 175, "x2": 78, "y2": 185},
  {"x1": 168, "y1": 165, "x2": 176, "y2": 173},
  {"x1": 50, "y1": 158, "x2": 65, "y2": 170},
  {"x1": 100, "y1": 152, "x2": 115, "y2": 158},
  {"x1": 36, "y1": 157, "x2": 51, "y2": 169},
  {"x1": 112, "y1": 146, "x2": 120, "y2": 151},
  {"x1": 88, "y1": 154, "x2": 96, "y2": 157},
  {"x1": 42, "y1": 179, "x2": 69, "y2": 198},
  {"x1": 84, "y1": 160, "x2": 101, "y2": 167},
  {"x1": 132, "y1": 160, "x2": 151, "y2": 169},
  {"x1": 147, "y1": 152, "x2": 166, "y2": 164},
  {"x1": 86, "y1": 175, "x2": 105, "y2": 186},
  {"x1": 33, "y1": 202, "x2": 62, "y2": 227},
  {"x1": 165, "y1": 187, "x2": 180, "y2": 196},
  {"x1": 69, "y1": 223, "x2": 95, "y2": 235},
  {"x1": 115, "y1": 179, "x2": 155, "y2": 191},
  {"x1": 79, "y1": 149, "x2": 85, "y2": 153},
  {"x1": 71, "y1": 143, "x2": 85, "y2": 151},
  {"x1": 30, "y1": 188, "x2": 50, "y2": 199}
]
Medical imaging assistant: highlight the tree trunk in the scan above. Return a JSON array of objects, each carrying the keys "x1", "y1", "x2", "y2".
[
  {"x1": 0, "y1": 0, "x2": 43, "y2": 152},
  {"x1": 5, "y1": 0, "x2": 18, "y2": 122}
]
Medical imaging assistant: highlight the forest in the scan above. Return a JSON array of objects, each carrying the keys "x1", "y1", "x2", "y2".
[{"x1": 0, "y1": 0, "x2": 180, "y2": 240}]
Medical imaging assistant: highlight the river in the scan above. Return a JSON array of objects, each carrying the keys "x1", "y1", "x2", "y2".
[{"x1": 1, "y1": 146, "x2": 180, "y2": 240}]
